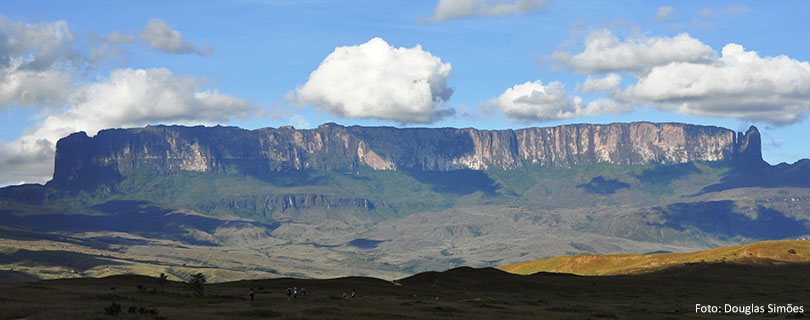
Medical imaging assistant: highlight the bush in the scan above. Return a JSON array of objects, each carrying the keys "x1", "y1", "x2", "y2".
[
  {"x1": 187, "y1": 273, "x2": 206, "y2": 296},
  {"x1": 157, "y1": 272, "x2": 168, "y2": 289},
  {"x1": 103, "y1": 302, "x2": 122, "y2": 316}
]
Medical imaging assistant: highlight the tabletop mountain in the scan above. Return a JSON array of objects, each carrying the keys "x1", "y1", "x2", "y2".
[{"x1": 1, "y1": 122, "x2": 808, "y2": 281}]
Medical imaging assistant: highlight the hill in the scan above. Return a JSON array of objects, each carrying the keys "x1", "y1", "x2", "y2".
[
  {"x1": 2, "y1": 261, "x2": 810, "y2": 319},
  {"x1": 498, "y1": 240, "x2": 810, "y2": 276}
]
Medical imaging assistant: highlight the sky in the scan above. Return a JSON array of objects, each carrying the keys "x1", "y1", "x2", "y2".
[{"x1": 1, "y1": 0, "x2": 809, "y2": 186}]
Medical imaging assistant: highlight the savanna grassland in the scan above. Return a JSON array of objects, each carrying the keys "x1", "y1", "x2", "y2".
[{"x1": 2, "y1": 261, "x2": 810, "y2": 319}]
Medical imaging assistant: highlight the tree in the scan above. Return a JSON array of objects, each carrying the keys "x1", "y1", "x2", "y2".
[
  {"x1": 157, "y1": 273, "x2": 168, "y2": 291},
  {"x1": 186, "y1": 273, "x2": 206, "y2": 297}
]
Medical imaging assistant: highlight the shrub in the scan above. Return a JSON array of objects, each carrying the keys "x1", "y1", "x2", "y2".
[
  {"x1": 103, "y1": 302, "x2": 122, "y2": 316},
  {"x1": 187, "y1": 273, "x2": 206, "y2": 296},
  {"x1": 157, "y1": 273, "x2": 168, "y2": 291}
]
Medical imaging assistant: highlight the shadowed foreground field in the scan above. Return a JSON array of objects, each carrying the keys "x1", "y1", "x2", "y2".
[{"x1": 2, "y1": 263, "x2": 810, "y2": 319}]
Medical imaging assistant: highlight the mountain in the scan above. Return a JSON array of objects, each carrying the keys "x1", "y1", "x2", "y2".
[
  {"x1": 50, "y1": 122, "x2": 764, "y2": 186},
  {"x1": 1, "y1": 121, "x2": 809, "y2": 281}
]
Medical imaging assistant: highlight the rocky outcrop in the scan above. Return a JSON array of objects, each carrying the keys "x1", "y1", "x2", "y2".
[
  {"x1": 50, "y1": 122, "x2": 763, "y2": 184},
  {"x1": 197, "y1": 193, "x2": 375, "y2": 216}
]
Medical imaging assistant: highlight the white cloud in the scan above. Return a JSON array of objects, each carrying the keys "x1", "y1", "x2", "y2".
[
  {"x1": 0, "y1": 15, "x2": 78, "y2": 109},
  {"x1": 489, "y1": 80, "x2": 631, "y2": 123},
  {"x1": 47, "y1": 68, "x2": 255, "y2": 140},
  {"x1": 550, "y1": 30, "x2": 810, "y2": 125},
  {"x1": 656, "y1": 6, "x2": 675, "y2": 21},
  {"x1": 0, "y1": 68, "x2": 258, "y2": 185},
  {"x1": 103, "y1": 30, "x2": 135, "y2": 44},
  {"x1": 618, "y1": 44, "x2": 810, "y2": 124},
  {"x1": 87, "y1": 30, "x2": 136, "y2": 66},
  {"x1": 297, "y1": 37, "x2": 454, "y2": 124},
  {"x1": 578, "y1": 73, "x2": 622, "y2": 93},
  {"x1": 490, "y1": 81, "x2": 581, "y2": 122},
  {"x1": 427, "y1": 0, "x2": 547, "y2": 22},
  {"x1": 0, "y1": 138, "x2": 56, "y2": 186},
  {"x1": 138, "y1": 18, "x2": 211, "y2": 55},
  {"x1": 0, "y1": 16, "x2": 256, "y2": 186},
  {"x1": 0, "y1": 66, "x2": 72, "y2": 109},
  {"x1": 553, "y1": 29, "x2": 715, "y2": 74}
]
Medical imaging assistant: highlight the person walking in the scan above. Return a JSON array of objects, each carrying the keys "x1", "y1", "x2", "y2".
[
  {"x1": 286, "y1": 287, "x2": 292, "y2": 300},
  {"x1": 301, "y1": 287, "x2": 306, "y2": 300},
  {"x1": 249, "y1": 288, "x2": 255, "y2": 304}
]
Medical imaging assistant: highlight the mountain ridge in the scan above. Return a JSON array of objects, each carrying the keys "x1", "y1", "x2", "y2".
[
  {"x1": 49, "y1": 121, "x2": 764, "y2": 186},
  {"x1": 5, "y1": 121, "x2": 810, "y2": 281}
]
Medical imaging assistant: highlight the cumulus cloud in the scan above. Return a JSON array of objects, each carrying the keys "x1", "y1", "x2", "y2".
[
  {"x1": 0, "y1": 15, "x2": 78, "y2": 109},
  {"x1": 0, "y1": 68, "x2": 257, "y2": 185},
  {"x1": 34, "y1": 68, "x2": 254, "y2": 143},
  {"x1": 297, "y1": 37, "x2": 454, "y2": 124},
  {"x1": 427, "y1": 0, "x2": 547, "y2": 22},
  {"x1": 553, "y1": 29, "x2": 715, "y2": 74},
  {"x1": 500, "y1": 31, "x2": 810, "y2": 125},
  {"x1": 617, "y1": 44, "x2": 810, "y2": 124},
  {"x1": 488, "y1": 80, "x2": 630, "y2": 123},
  {"x1": 490, "y1": 80, "x2": 581, "y2": 122},
  {"x1": 138, "y1": 18, "x2": 211, "y2": 55},
  {"x1": 552, "y1": 30, "x2": 810, "y2": 125},
  {"x1": 578, "y1": 73, "x2": 622, "y2": 93},
  {"x1": 656, "y1": 6, "x2": 675, "y2": 21}
]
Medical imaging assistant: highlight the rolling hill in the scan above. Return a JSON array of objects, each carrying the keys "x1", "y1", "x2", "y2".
[{"x1": 498, "y1": 240, "x2": 810, "y2": 276}]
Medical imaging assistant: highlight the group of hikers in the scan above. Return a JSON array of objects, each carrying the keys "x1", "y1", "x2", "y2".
[
  {"x1": 247, "y1": 287, "x2": 358, "y2": 303},
  {"x1": 342, "y1": 289, "x2": 356, "y2": 299},
  {"x1": 285, "y1": 286, "x2": 306, "y2": 300}
]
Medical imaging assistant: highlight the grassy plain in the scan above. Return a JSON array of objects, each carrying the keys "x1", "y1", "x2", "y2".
[{"x1": 2, "y1": 262, "x2": 810, "y2": 319}]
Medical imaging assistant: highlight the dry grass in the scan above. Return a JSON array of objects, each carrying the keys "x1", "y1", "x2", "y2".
[{"x1": 498, "y1": 240, "x2": 810, "y2": 275}]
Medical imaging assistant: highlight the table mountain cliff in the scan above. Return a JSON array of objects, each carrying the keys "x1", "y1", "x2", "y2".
[
  {"x1": 6, "y1": 122, "x2": 810, "y2": 281},
  {"x1": 50, "y1": 122, "x2": 765, "y2": 185}
]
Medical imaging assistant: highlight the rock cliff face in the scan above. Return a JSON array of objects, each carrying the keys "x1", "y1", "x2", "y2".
[{"x1": 50, "y1": 122, "x2": 763, "y2": 184}]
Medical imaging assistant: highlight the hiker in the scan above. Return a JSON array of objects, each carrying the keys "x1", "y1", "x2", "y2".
[
  {"x1": 301, "y1": 287, "x2": 306, "y2": 300},
  {"x1": 351, "y1": 288, "x2": 356, "y2": 299},
  {"x1": 286, "y1": 287, "x2": 292, "y2": 300},
  {"x1": 293, "y1": 287, "x2": 298, "y2": 299},
  {"x1": 249, "y1": 288, "x2": 254, "y2": 303}
]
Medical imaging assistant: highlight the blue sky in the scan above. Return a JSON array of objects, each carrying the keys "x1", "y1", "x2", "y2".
[{"x1": 1, "y1": 0, "x2": 808, "y2": 185}]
